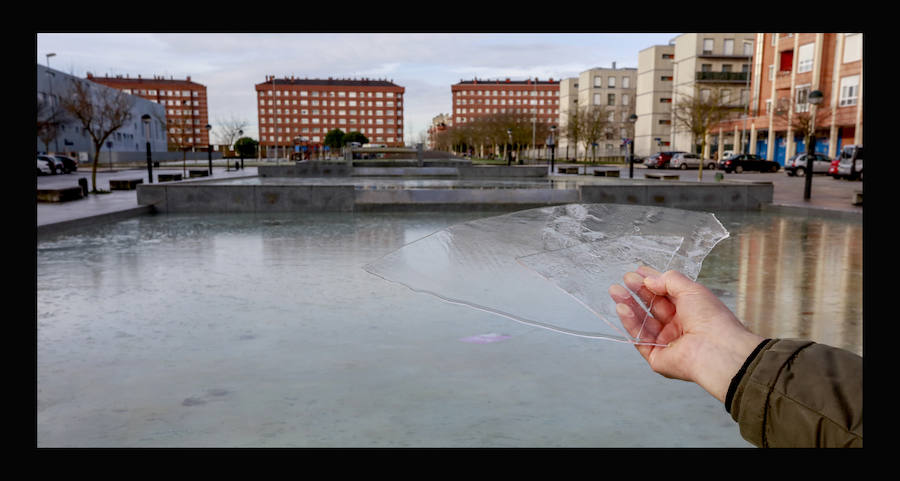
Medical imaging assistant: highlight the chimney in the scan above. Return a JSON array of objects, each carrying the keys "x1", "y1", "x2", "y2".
[
  {"x1": 612, "y1": 61, "x2": 616, "y2": 70},
  {"x1": 186, "y1": 75, "x2": 190, "y2": 82}
]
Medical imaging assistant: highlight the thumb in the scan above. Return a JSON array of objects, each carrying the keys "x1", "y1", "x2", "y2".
[{"x1": 643, "y1": 270, "x2": 697, "y2": 300}]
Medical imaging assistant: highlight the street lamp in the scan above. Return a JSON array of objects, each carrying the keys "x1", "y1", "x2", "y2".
[
  {"x1": 804, "y1": 90, "x2": 824, "y2": 201},
  {"x1": 238, "y1": 129, "x2": 244, "y2": 170},
  {"x1": 506, "y1": 128, "x2": 513, "y2": 166},
  {"x1": 548, "y1": 125, "x2": 557, "y2": 175},
  {"x1": 142, "y1": 114, "x2": 153, "y2": 183},
  {"x1": 628, "y1": 113, "x2": 638, "y2": 179},
  {"x1": 206, "y1": 123, "x2": 213, "y2": 176}
]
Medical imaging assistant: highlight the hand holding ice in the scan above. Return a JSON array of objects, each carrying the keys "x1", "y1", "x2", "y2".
[{"x1": 364, "y1": 204, "x2": 729, "y2": 344}]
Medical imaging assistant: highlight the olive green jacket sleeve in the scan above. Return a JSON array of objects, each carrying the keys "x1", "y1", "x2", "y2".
[{"x1": 727, "y1": 339, "x2": 863, "y2": 447}]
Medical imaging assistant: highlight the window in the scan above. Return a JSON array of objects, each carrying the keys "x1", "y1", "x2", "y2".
[
  {"x1": 623, "y1": 77, "x2": 630, "y2": 89},
  {"x1": 839, "y1": 75, "x2": 859, "y2": 106},
  {"x1": 795, "y1": 85, "x2": 810, "y2": 112},
  {"x1": 703, "y1": 38, "x2": 714, "y2": 55},
  {"x1": 743, "y1": 41, "x2": 753, "y2": 56},
  {"x1": 662, "y1": 53, "x2": 674, "y2": 59},
  {"x1": 701, "y1": 64, "x2": 712, "y2": 72},
  {"x1": 607, "y1": 93, "x2": 615, "y2": 105},
  {"x1": 768, "y1": 65, "x2": 775, "y2": 81},
  {"x1": 594, "y1": 76, "x2": 602, "y2": 87},
  {"x1": 797, "y1": 43, "x2": 814, "y2": 73},
  {"x1": 843, "y1": 34, "x2": 862, "y2": 63},
  {"x1": 661, "y1": 75, "x2": 673, "y2": 81},
  {"x1": 722, "y1": 65, "x2": 733, "y2": 73},
  {"x1": 724, "y1": 39, "x2": 734, "y2": 55},
  {"x1": 779, "y1": 50, "x2": 794, "y2": 71},
  {"x1": 622, "y1": 94, "x2": 629, "y2": 105},
  {"x1": 608, "y1": 76, "x2": 615, "y2": 88},
  {"x1": 700, "y1": 89, "x2": 711, "y2": 102}
]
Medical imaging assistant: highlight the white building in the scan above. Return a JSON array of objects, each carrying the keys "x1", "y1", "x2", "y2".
[{"x1": 37, "y1": 64, "x2": 167, "y2": 161}]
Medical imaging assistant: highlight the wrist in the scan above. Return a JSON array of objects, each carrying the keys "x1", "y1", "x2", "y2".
[{"x1": 699, "y1": 330, "x2": 765, "y2": 403}]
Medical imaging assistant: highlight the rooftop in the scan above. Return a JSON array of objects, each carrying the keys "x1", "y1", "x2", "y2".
[{"x1": 256, "y1": 76, "x2": 402, "y2": 88}]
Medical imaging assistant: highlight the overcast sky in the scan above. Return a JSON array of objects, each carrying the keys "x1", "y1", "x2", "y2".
[{"x1": 36, "y1": 33, "x2": 680, "y2": 144}]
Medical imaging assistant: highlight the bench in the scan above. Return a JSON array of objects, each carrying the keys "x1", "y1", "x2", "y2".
[
  {"x1": 189, "y1": 169, "x2": 210, "y2": 178},
  {"x1": 644, "y1": 173, "x2": 679, "y2": 180},
  {"x1": 109, "y1": 178, "x2": 144, "y2": 190},
  {"x1": 593, "y1": 169, "x2": 620, "y2": 177},
  {"x1": 557, "y1": 167, "x2": 580, "y2": 174},
  {"x1": 158, "y1": 174, "x2": 183, "y2": 182},
  {"x1": 853, "y1": 191, "x2": 862, "y2": 206},
  {"x1": 37, "y1": 186, "x2": 84, "y2": 203}
]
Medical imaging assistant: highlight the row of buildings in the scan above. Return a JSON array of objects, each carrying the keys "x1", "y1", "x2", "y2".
[{"x1": 430, "y1": 32, "x2": 863, "y2": 165}]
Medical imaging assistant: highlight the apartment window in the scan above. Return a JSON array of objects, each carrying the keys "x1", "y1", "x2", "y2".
[
  {"x1": 722, "y1": 65, "x2": 733, "y2": 73},
  {"x1": 594, "y1": 76, "x2": 602, "y2": 87},
  {"x1": 622, "y1": 94, "x2": 629, "y2": 105},
  {"x1": 724, "y1": 39, "x2": 734, "y2": 55},
  {"x1": 661, "y1": 75, "x2": 673, "y2": 81},
  {"x1": 700, "y1": 89, "x2": 711, "y2": 102},
  {"x1": 703, "y1": 38, "x2": 714, "y2": 55},
  {"x1": 662, "y1": 53, "x2": 674, "y2": 59},
  {"x1": 797, "y1": 43, "x2": 814, "y2": 73},
  {"x1": 660, "y1": 97, "x2": 672, "y2": 103},
  {"x1": 839, "y1": 75, "x2": 859, "y2": 106},
  {"x1": 843, "y1": 34, "x2": 862, "y2": 63},
  {"x1": 701, "y1": 64, "x2": 712, "y2": 72},
  {"x1": 743, "y1": 41, "x2": 753, "y2": 56},
  {"x1": 779, "y1": 50, "x2": 794, "y2": 71},
  {"x1": 608, "y1": 76, "x2": 615, "y2": 88},
  {"x1": 607, "y1": 93, "x2": 615, "y2": 105},
  {"x1": 622, "y1": 77, "x2": 630, "y2": 88}
]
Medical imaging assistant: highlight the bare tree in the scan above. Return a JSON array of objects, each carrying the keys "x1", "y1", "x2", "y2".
[
  {"x1": 773, "y1": 97, "x2": 831, "y2": 155},
  {"x1": 578, "y1": 105, "x2": 613, "y2": 169},
  {"x1": 37, "y1": 95, "x2": 63, "y2": 153},
  {"x1": 563, "y1": 108, "x2": 582, "y2": 162},
  {"x1": 671, "y1": 86, "x2": 739, "y2": 180},
  {"x1": 59, "y1": 79, "x2": 135, "y2": 193},
  {"x1": 213, "y1": 114, "x2": 250, "y2": 153}
]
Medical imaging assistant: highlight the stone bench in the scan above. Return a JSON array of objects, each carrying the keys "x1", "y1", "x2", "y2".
[
  {"x1": 645, "y1": 173, "x2": 680, "y2": 180},
  {"x1": 109, "y1": 178, "x2": 144, "y2": 190},
  {"x1": 37, "y1": 186, "x2": 84, "y2": 203},
  {"x1": 557, "y1": 167, "x2": 580, "y2": 174},
  {"x1": 158, "y1": 174, "x2": 183, "y2": 182},
  {"x1": 593, "y1": 169, "x2": 620, "y2": 177},
  {"x1": 189, "y1": 169, "x2": 210, "y2": 178},
  {"x1": 853, "y1": 190, "x2": 862, "y2": 206}
]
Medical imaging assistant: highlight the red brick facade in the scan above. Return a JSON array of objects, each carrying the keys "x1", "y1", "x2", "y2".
[
  {"x1": 86, "y1": 73, "x2": 209, "y2": 150},
  {"x1": 451, "y1": 78, "x2": 560, "y2": 126},
  {"x1": 256, "y1": 76, "x2": 405, "y2": 149}
]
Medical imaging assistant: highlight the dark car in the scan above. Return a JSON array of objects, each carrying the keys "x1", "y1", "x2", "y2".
[
  {"x1": 718, "y1": 153, "x2": 780, "y2": 173},
  {"x1": 784, "y1": 153, "x2": 831, "y2": 176},
  {"x1": 644, "y1": 151, "x2": 687, "y2": 169},
  {"x1": 51, "y1": 155, "x2": 78, "y2": 173}
]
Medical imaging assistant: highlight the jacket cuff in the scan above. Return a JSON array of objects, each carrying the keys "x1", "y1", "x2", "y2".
[{"x1": 725, "y1": 338, "x2": 773, "y2": 414}]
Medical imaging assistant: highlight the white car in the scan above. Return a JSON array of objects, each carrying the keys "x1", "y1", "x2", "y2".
[
  {"x1": 670, "y1": 152, "x2": 716, "y2": 170},
  {"x1": 37, "y1": 158, "x2": 53, "y2": 175}
]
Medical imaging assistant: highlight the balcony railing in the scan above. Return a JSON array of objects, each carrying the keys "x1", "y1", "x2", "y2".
[{"x1": 695, "y1": 71, "x2": 749, "y2": 83}]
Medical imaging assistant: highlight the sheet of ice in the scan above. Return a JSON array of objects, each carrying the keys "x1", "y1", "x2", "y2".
[{"x1": 364, "y1": 204, "x2": 729, "y2": 344}]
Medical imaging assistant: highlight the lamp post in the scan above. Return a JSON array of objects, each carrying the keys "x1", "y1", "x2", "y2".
[
  {"x1": 628, "y1": 113, "x2": 638, "y2": 179},
  {"x1": 142, "y1": 114, "x2": 153, "y2": 183},
  {"x1": 206, "y1": 123, "x2": 213, "y2": 176},
  {"x1": 45, "y1": 53, "x2": 59, "y2": 152},
  {"x1": 804, "y1": 90, "x2": 824, "y2": 201},
  {"x1": 506, "y1": 128, "x2": 513, "y2": 166},
  {"x1": 238, "y1": 129, "x2": 244, "y2": 169},
  {"x1": 548, "y1": 125, "x2": 557, "y2": 175}
]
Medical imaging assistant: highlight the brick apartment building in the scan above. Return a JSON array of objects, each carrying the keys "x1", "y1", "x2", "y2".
[
  {"x1": 86, "y1": 73, "x2": 209, "y2": 151},
  {"x1": 711, "y1": 33, "x2": 862, "y2": 165},
  {"x1": 256, "y1": 76, "x2": 406, "y2": 153},
  {"x1": 450, "y1": 77, "x2": 560, "y2": 128}
]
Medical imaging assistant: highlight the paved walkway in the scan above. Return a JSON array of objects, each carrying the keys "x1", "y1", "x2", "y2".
[{"x1": 37, "y1": 163, "x2": 861, "y2": 237}]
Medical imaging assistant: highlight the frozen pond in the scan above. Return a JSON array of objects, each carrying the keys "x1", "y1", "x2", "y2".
[{"x1": 36, "y1": 208, "x2": 862, "y2": 447}]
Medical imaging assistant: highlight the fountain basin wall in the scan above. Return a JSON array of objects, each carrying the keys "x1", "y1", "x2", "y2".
[{"x1": 137, "y1": 177, "x2": 773, "y2": 213}]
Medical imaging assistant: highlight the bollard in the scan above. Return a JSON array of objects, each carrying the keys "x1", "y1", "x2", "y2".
[{"x1": 78, "y1": 178, "x2": 88, "y2": 196}]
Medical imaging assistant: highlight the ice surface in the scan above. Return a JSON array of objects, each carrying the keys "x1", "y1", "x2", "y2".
[{"x1": 364, "y1": 204, "x2": 729, "y2": 344}]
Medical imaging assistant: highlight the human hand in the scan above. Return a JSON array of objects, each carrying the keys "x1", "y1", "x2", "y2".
[{"x1": 608, "y1": 266, "x2": 764, "y2": 403}]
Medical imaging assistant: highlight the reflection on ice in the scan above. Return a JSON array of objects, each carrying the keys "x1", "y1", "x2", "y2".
[{"x1": 365, "y1": 204, "x2": 729, "y2": 344}]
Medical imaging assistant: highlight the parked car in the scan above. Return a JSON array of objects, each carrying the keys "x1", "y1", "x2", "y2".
[
  {"x1": 37, "y1": 158, "x2": 53, "y2": 175},
  {"x1": 644, "y1": 151, "x2": 687, "y2": 169},
  {"x1": 51, "y1": 154, "x2": 78, "y2": 173},
  {"x1": 784, "y1": 153, "x2": 832, "y2": 176},
  {"x1": 670, "y1": 152, "x2": 716, "y2": 170},
  {"x1": 836, "y1": 144, "x2": 863, "y2": 181},
  {"x1": 37, "y1": 154, "x2": 64, "y2": 174},
  {"x1": 718, "y1": 153, "x2": 780, "y2": 173}
]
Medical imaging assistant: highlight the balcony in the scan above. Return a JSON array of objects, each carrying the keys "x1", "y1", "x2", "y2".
[{"x1": 695, "y1": 71, "x2": 749, "y2": 83}]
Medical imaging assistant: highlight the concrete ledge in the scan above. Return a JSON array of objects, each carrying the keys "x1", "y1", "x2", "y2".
[
  {"x1": 189, "y1": 169, "x2": 210, "y2": 178},
  {"x1": 353, "y1": 167, "x2": 459, "y2": 177},
  {"x1": 37, "y1": 186, "x2": 84, "y2": 203},
  {"x1": 355, "y1": 188, "x2": 578, "y2": 206},
  {"x1": 579, "y1": 181, "x2": 773, "y2": 210},
  {"x1": 38, "y1": 205, "x2": 154, "y2": 238},
  {"x1": 259, "y1": 162, "x2": 352, "y2": 177},
  {"x1": 137, "y1": 183, "x2": 355, "y2": 213},
  {"x1": 158, "y1": 174, "x2": 183, "y2": 182},
  {"x1": 457, "y1": 166, "x2": 547, "y2": 178}
]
